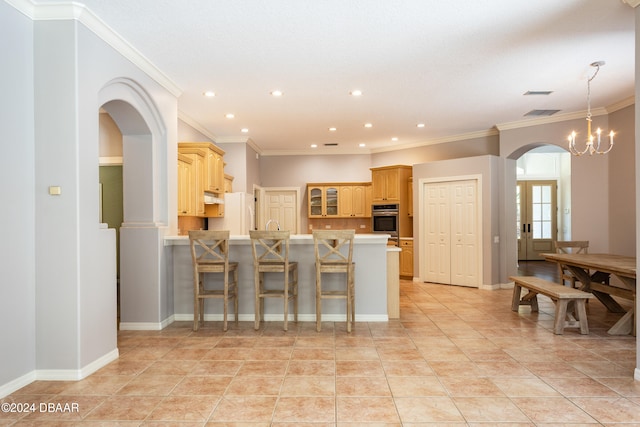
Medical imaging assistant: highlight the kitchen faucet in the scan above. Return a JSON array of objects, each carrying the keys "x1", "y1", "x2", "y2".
[{"x1": 265, "y1": 219, "x2": 280, "y2": 230}]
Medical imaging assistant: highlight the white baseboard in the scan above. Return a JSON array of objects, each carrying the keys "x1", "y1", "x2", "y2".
[
  {"x1": 0, "y1": 371, "x2": 36, "y2": 399},
  {"x1": 119, "y1": 315, "x2": 175, "y2": 331},
  {"x1": 36, "y1": 348, "x2": 119, "y2": 381},
  {"x1": 173, "y1": 313, "x2": 388, "y2": 323},
  {"x1": 0, "y1": 348, "x2": 119, "y2": 399}
]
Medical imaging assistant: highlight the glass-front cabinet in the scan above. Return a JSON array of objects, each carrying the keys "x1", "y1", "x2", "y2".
[{"x1": 308, "y1": 185, "x2": 339, "y2": 218}]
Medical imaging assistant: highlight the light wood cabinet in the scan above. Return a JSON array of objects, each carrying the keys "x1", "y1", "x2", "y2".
[
  {"x1": 177, "y1": 154, "x2": 194, "y2": 216},
  {"x1": 178, "y1": 142, "x2": 226, "y2": 218},
  {"x1": 308, "y1": 185, "x2": 339, "y2": 218},
  {"x1": 338, "y1": 184, "x2": 372, "y2": 218},
  {"x1": 371, "y1": 165, "x2": 411, "y2": 203},
  {"x1": 308, "y1": 183, "x2": 371, "y2": 218},
  {"x1": 207, "y1": 147, "x2": 225, "y2": 194},
  {"x1": 224, "y1": 174, "x2": 234, "y2": 193},
  {"x1": 177, "y1": 149, "x2": 206, "y2": 216},
  {"x1": 371, "y1": 165, "x2": 413, "y2": 238},
  {"x1": 400, "y1": 238, "x2": 413, "y2": 278}
]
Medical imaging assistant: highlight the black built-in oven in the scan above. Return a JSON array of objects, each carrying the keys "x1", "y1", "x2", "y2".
[{"x1": 371, "y1": 204, "x2": 399, "y2": 245}]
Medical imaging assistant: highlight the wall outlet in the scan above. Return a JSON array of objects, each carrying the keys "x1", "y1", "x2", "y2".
[
  {"x1": 325, "y1": 225, "x2": 331, "y2": 229},
  {"x1": 359, "y1": 224, "x2": 366, "y2": 229}
]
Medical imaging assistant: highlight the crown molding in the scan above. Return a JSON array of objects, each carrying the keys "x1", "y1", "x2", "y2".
[
  {"x1": 370, "y1": 128, "x2": 499, "y2": 154},
  {"x1": 623, "y1": 0, "x2": 640, "y2": 8},
  {"x1": 606, "y1": 95, "x2": 635, "y2": 113},
  {"x1": 177, "y1": 111, "x2": 218, "y2": 141},
  {"x1": 496, "y1": 107, "x2": 609, "y2": 131},
  {"x1": 7, "y1": 0, "x2": 182, "y2": 97}
]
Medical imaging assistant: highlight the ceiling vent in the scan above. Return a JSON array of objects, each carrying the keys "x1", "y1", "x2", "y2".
[
  {"x1": 524, "y1": 109, "x2": 561, "y2": 117},
  {"x1": 523, "y1": 90, "x2": 554, "y2": 96}
]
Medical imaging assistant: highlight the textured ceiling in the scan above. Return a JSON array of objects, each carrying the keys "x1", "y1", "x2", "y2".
[{"x1": 33, "y1": 0, "x2": 636, "y2": 154}]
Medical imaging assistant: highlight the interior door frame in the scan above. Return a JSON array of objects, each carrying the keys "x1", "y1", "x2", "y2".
[
  {"x1": 517, "y1": 180, "x2": 557, "y2": 261},
  {"x1": 418, "y1": 175, "x2": 483, "y2": 287}
]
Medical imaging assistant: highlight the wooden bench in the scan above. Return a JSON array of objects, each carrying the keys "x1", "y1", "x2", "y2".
[{"x1": 509, "y1": 275, "x2": 594, "y2": 335}]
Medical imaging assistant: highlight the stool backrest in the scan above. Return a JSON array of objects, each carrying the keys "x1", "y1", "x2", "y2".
[
  {"x1": 188, "y1": 230, "x2": 231, "y2": 266},
  {"x1": 555, "y1": 240, "x2": 589, "y2": 254},
  {"x1": 313, "y1": 229, "x2": 355, "y2": 265},
  {"x1": 249, "y1": 230, "x2": 291, "y2": 265}
]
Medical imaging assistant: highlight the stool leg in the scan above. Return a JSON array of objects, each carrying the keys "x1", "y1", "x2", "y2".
[
  {"x1": 254, "y1": 269, "x2": 261, "y2": 330},
  {"x1": 223, "y1": 273, "x2": 228, "y2": 332},
  {"x1": 233, "y1": 268, "x2": 239, "y2": 326},
  {"x1": 283, "y1": 270, "x2": 289, "y2": 332},
  {"x1": 316, "y1": 266, "x2": 322, "y2": 332},
  {"x1": 293, "y1": 267, "x2": 298, "y2": 323}
]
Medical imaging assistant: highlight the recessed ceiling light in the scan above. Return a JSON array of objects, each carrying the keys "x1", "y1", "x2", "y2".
[
  {"x1": 310, "y1": 144, "x2": 318, "y2": 148},
  {"x1": 241, "y1": 128, "x2": 249, "y2": 133},
  {"x1": 350, "y1": 90, "x2": 362, "y2": 96},
  {"x1": 328, "y1": 127, "x2": 337, "y2": 132},
  {"x1": 225, "y1": 113, "x2": 235, "y2": 119},
  {"x1": 270, "y1": 90, "x2": 283, "y2": 97},
  {"x1": 364, "y1": 123, "x2": 373, "y2": 128},
  {"x1": 417, "y1": 123, "x2": 425, "y2": 128},
  {"x1": 391, "y1": 137, "x2": 398, "y2": 142},
  {"x1": 359, "y1": 143, "x2": 366, "y2": 147},
  {"x1": 203, "y1": 91, "x2": 216, "y2": 97}
]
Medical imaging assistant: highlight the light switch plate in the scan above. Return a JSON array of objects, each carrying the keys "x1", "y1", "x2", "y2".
[{"x1": 49, "y1": 186, "x2": 62, "y2": 195}]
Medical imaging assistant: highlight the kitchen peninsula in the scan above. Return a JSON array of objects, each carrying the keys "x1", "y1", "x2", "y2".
[{"x1": 165, "y1": 233, "x2": 393, "y2": 323}]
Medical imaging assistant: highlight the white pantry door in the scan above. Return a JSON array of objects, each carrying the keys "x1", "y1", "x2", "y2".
[
  {"x1": 263, "y1": 188, "x2": 298, "y2": 233},
  {"x1": 424, "y1": 179, "x2": 480, "y2": 287}
]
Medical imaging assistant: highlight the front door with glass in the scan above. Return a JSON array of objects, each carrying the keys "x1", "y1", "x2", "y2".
[{"x1": 517, "y1": 180, "x2": 557, "y2": 260}]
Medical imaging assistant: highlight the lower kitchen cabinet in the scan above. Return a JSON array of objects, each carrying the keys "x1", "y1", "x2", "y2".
[{"x1": 399, "y1": 238, "x2": 413, "y2": 278}]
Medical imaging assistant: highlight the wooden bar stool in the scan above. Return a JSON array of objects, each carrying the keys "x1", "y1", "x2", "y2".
[
  {"x1": 313, "y1": 229, "x2": 355, "y2": 332},
  {"x1": 249, "y1": 230, "x2": 298, "y2": 331},
  {"x1": 188, "y1": 230, "x2": 239, "y2": 332}
]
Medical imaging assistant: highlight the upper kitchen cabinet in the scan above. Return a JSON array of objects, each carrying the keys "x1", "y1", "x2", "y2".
[
  {"x1": 177, "y1": 153, "x2": 194, "y2": 216},
  {"x1": 177, "y1": 147, "x2": 206, "y2": 216},
  {"x1": 308, "y1": 183, "x2": 372, "y2": 218},
  {"x1": 178, "y1": 142, "x2": 226, "y2": 196},
  {"x1": 371, "y1": 165, "x2": 412, "y2": 203},
  {"x1": 308, "y1": 185, "x2": 339, "y2": 218},
  {"x1": 207, "y1": 145, "x2": 225, "y2": 195},
  {"x1": 338, "y1": 184, "x2": 372, "y2": 218}
]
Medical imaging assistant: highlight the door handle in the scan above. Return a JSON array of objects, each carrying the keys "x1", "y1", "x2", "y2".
[{"x1": 527, "y1": 224, "x2": 531, "y2": 233}]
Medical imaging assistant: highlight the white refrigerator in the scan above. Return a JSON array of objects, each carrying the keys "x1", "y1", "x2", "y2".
[{"x1": 208, "y1": 192, "x2": 255, "y2": 235}]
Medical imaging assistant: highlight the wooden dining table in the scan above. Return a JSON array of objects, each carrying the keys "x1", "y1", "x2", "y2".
[{"x1": 543, "y1": 253, "x2": 636, "y2": 335}]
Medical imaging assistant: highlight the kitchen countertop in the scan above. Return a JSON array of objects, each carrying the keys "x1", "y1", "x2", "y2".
[{"x1": 164, "y1": 233, "x2": 391, "y2": 246}]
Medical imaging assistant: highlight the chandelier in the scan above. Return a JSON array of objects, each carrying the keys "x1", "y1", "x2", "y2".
[{"x1": 567, "y1": 61, "x2": 614, "y2": 156}]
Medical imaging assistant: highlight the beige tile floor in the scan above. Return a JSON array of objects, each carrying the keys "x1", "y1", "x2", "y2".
[{"x1": 2, "y1": 279, "x2": 639, "y2": 426}]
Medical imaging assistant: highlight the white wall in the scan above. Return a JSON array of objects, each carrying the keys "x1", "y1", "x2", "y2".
[
  {"x1": 260, "y1": 154, "x2": 373, "y2": 231},
  {"x1": 413, "y1": 156, "x2": 500, "y2": 287},
  {"x1": 1, "y1": 1, "x2": 180, "y2": 394},
  {"x1": 0, "y1": 0, "x2": 36, "y2": 393},
  {"x1": 609, "y1": 105, "x2": 636, "y2": 257}
]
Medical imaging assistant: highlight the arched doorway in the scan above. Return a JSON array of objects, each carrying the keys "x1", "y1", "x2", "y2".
[
  {"x1": 516, "y1": 145, "x2": 571, "y2": 260},
  {"x1": 98, "y1": 78, "x2": 170, "y2": 331}
]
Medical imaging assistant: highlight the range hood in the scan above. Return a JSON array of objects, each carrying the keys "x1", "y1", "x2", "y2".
[{"x1": 203, "y1": 193, "x2": 224, "y2": 204}]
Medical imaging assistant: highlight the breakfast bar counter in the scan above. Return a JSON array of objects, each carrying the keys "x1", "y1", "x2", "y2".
[{"x1": 164, "y1": 233, "x2": 391, "y2": 324}]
